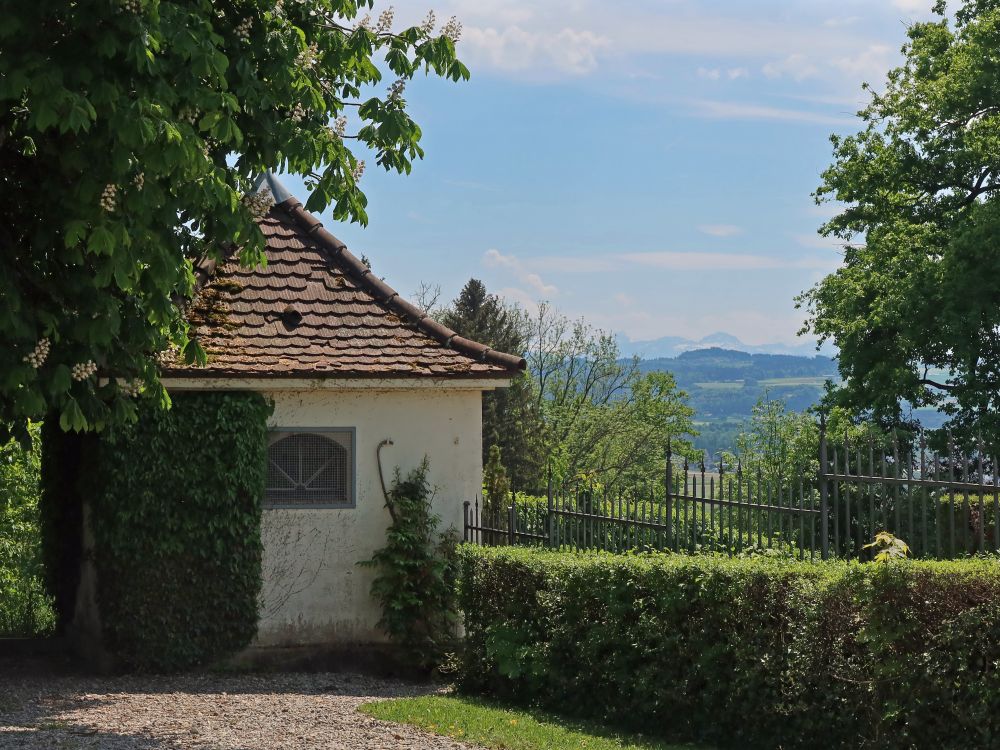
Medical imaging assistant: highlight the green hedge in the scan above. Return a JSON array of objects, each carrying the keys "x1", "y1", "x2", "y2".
[
  {"x1": 458, "y1": 546, "x2": 1000, "y2": 749},
  {"x1": 40, "y1": 392, "x2": 272, "y2": 671}
]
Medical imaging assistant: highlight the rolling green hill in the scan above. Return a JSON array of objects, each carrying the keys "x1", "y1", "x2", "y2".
[{"x1": 637, "y1": 348, "x2": 839, "y2": 461}]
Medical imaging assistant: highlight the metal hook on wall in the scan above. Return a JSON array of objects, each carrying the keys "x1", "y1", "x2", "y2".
[{"x1": 376, "y1": 438, "x2": 396, "y2": 522}]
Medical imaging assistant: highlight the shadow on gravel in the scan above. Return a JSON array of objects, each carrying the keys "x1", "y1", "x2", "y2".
[{"x1": 0, "y1": 651, "x2": 446, "y2": 750}]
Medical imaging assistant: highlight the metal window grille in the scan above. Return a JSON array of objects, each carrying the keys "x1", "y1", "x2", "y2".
[{"x1": 265, "y1": 430, "x2": 353, "y2": 507}]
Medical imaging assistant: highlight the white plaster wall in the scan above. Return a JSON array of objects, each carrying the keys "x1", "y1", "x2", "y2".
[{"x1": 255, "y1": 387, "x2": 483, "y2": 646}]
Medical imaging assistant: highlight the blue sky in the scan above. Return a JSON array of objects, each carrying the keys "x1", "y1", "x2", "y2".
[{"x1": 280, "y1": 0, "x2": 939, "y2": 348}]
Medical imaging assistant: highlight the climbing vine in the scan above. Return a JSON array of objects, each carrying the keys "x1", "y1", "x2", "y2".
[{"x1": 361, "y1": 459, "x2": 459, "y2": 670}]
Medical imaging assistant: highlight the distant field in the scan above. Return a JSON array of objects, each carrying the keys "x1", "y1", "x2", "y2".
[
  {"x1": 758, "y1": 377, "x2": 831, "y2": 387},
  {"x1": 694, "y1": 381, "x2": 745, "y2": 390},
  {"x1": 691, "y1": 377, "x2": 832, "y2": 391}
]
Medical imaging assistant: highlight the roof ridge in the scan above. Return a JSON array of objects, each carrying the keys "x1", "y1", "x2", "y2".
[{"x1": 276, "y1": 197, "x2": 526, "y2": 373}]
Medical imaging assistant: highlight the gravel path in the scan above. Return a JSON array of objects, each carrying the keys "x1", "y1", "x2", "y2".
[{"x1": 0, "y1": 669, "x2": 477, "y2": 749}]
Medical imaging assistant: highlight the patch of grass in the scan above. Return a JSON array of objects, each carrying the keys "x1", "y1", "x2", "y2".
[{"x1": 359, "y1": 694, "x2": 702, "y2": 750}]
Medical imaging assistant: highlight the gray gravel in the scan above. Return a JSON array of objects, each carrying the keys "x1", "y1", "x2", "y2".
[{"x1": 0, "y1": 670, "x2": 477, "y2": 749}]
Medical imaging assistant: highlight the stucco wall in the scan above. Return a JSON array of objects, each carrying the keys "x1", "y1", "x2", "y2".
[{"x1": 254, "y1": 387, "x2": 483, "y2": 646}]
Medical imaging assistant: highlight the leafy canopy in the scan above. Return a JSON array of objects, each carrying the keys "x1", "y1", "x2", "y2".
[
  {"x1": 799, "y1": 0, "x2": 1000, "y2": 442},
  {"x1": 525, "y1": 303, "x2": 695, "y2": 490},
  {"x1": 0, "y1": 0, "x2": 467, "y2": 442}
]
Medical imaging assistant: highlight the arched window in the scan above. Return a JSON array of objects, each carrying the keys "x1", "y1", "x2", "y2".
[{"x1": 265, "y1": 430, "x2": 354, "y2": 507}]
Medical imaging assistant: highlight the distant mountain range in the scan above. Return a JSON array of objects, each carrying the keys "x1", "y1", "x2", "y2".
[{"x1": 615, "y1": 331, "x2": 836, "y2": 360}]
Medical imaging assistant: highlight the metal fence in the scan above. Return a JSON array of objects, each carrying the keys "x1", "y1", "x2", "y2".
[{"x1": 464, "y1": 423, "x2": 1000, "y2": 561}]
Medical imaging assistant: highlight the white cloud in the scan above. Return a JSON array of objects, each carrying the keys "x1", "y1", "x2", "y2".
[
  {"x1": 530, "y1": 256, "x2": 615, "y2": 273},
  {"x1": 824, "y1": 16, "x2": 861, "y2": 27},
  {"x1": 698, "y1": 224, "x2": 743, "y2": 237},
  {"x1": 529, "y1": 249, "x2": 838, "y2": 273},
  {"x1": 689, "y1": 99, "x2": 857, "y2": 126},
  {"x1": 483, "y1": 248, "x2": 558, "y2": 295},
  {"x1": 426, "y1": 0, "x2": 903, "y2": 87},
  {"x1": 698, "y1": 67, "x2": 748, "y2": 81},
  {"x1": 891, "y1": 0, "x2": 933, "y2": 15},
  {"x1": 495, "y1": 286, "x2": 540, "y2": 312},
  {"x1": 833, "y1": 44, "x2": 893, "y2": 82},
  {"x1": 762, "y1": 53, "x2": 820, "y2": 81},
  {"x1": 618, "y1": 251, "x2": 833, "y2": 271},
  {"x1": 462, "y1": 25, "x2": 610, "y2": 76}
]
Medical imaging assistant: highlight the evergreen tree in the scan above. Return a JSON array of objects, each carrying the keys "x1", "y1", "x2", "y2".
[{"x1": 442, "y1": 280, "x2": 545, "y2": 491}]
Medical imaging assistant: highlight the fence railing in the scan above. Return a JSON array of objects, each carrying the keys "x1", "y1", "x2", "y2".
[{"x1": 464, "y1": 423, "x2": 1000, "y2": 561}]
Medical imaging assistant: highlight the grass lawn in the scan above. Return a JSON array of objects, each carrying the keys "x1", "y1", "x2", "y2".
[{"x1": 359, "y1": 694, "x2": 703, "y2": 750}]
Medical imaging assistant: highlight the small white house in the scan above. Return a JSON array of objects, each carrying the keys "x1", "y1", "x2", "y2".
[{"x1": 162, "y1": 175, "x2": 523, "y2": 647}]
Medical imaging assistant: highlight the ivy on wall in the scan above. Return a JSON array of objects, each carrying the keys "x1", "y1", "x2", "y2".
[{"x1": 42, "y1": 391, "x2": 272, "y2": 671}]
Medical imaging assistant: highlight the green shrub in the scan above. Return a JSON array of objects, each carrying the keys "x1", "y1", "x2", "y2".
[
  {"x1": 458, "y1": 546, "x2": 1000, "y2": 749},
  {"x1": 65, "y1": 392, "x2": 271, "y2": 671},
  {"x1": 0, "y1": 424, "x2": 55, "y2": 636}
]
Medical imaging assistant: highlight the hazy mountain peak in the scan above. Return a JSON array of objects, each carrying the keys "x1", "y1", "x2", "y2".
[{"x1": 615, "y1": 332, "x2": 835, "y2": 359}]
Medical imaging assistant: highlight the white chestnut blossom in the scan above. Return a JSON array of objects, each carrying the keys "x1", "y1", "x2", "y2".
[
  {"x1": 331, "y1": 115, "x2": 347, "y2": 137},
  {"x1": 297, "y1": 42, "x2": 318, "y2": 68},
  {"x1": 376, "y1": 7, "x2": 394, "y2": 33},
  {"x1": 420, "y1": 10, "x2": 436, "y2": 35},
  {"x1": 243, "y1": 188, "x2": 275, "y2": 220},
  {"x1": 179, "y1": 106, "x2": 198, "y2": 125},
  {"x1": 356, "y1": 13, "x2": 372, "y2": 30},
  {"x1": 155, "y1": 347, "x2": 179, "y2": 367},
  {"x1": 100, "y1": 183, "x2": 117, "y2": 212},
  {"x1": 120, "y1": 0, "x2": 141, "y2": 13},
  {"x1": 351, "y1": 160, "x2": 366, "y2": 182},
  {"x1": 22, "y1": 338, "x2": 50, "y2": 369},
  {"x1": 71, "y1": 360, "x2": 98, "y2": 381},
  {"x1": 290, "y1": 102, "x2": 307, "y2": 122},
  {"x1": 235, "y1": 17, "x2": 252, "y2": 41},
  {"x1": 442, "y1": 16, "x2": 462, "y2": 42},
  {"x1": 133, "y1": 172, "x2": 144, "y2": 190},
  {"x1": 388, "y1": 78, "x2": 406, "y2": 101},
  {"x1": 116, "y1": 377, "x2": 144, "y2": 397}
]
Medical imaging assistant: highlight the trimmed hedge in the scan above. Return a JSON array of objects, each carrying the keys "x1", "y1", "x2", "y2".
[
  {"x1": 458, "y1": 546, "x2": 1000, "y2": 749},
  {"x1": 41, "y1": 392, "x2": 272, "y2": 671}
]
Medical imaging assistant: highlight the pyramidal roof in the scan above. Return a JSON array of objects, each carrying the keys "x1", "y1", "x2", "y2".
[{"x1": 166, "y1": 176, "x2": 525, "y2": 380}]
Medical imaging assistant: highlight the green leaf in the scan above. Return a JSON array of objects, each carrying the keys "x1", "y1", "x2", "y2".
[
  {"x1": 198, "y1": 111, "x2": 222, "y2": 131},
  {"x1": 50, "y1": 364, "x2": 72, "y2": 395},
  {"x1": 183, "y1": 339, "x2": 207, "y2": 366},
  {"x1": 87, "y1": 226, "x2": 116, "y2": 255},
  {"x1": 64, "y1": 220, "x2": 88, "y2": 248},
  {"x1": 59, "y1": 398, "x2": 87, "y2": 433}
]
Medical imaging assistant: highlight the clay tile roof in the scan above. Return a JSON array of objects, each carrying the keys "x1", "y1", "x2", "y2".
[{"x1": 165, "y1": 183, "x2": 526, "y2": 380}]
